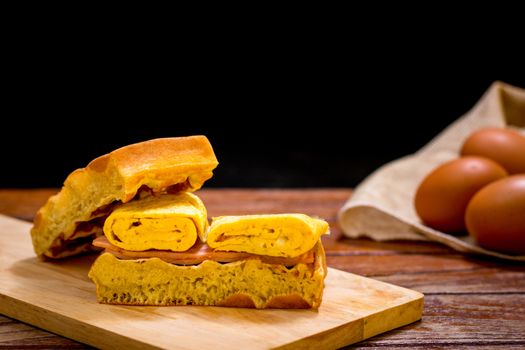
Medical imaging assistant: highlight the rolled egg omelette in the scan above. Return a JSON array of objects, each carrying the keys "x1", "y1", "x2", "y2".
[
  {"x1": 102, "y1": 192, "x2": 208, "y2": 252},
  {"x1": 31, "y1": 135, "x2": 329, "y2": 309}
]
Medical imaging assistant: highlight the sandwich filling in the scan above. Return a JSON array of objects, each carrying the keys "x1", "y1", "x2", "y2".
[
  {"x1": 99, "y1": 211, "x2": 327, "y2": 266},
  {"x1": 103, "y1": 193, "x2": 207, "y2": 252},
  {"x1": 93, "y1": 236, "x2": 315, "y2": 266},
  {"x1": 206, "y1": 214, "x2": 329, "y2": 258}
]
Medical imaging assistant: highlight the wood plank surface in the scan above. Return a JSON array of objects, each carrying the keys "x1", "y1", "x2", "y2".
[{"x1": 1, "y1": 188, "x2": 525, "y2": 349}]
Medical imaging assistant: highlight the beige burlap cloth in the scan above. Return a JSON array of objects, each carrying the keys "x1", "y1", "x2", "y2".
[{"x1": 338, "y1": 81, "x2": 525, "y2": 261}]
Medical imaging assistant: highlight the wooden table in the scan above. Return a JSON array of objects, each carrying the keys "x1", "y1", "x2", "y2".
[{"x1": 1, "y1": 189, "x2": 524, "y2": 349}]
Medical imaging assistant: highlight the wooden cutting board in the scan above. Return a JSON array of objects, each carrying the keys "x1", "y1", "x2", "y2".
[{"x1": 0, "y1": 215, "x2": 423, "y2": 349}]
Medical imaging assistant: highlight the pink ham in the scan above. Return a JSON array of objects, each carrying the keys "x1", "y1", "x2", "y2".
[{"x1": 93, "y1": 236, "x2": 314, "y2": 266}]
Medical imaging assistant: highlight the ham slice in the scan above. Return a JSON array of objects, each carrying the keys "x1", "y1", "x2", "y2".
[{"x1": 92, "y1": 236, "x2": 314, "y2": 266}]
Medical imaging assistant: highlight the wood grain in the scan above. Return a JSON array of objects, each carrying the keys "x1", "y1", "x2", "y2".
[
  {"x1": 1, "y1": 188, "x2": 525, "y2": 349},
  {"x1": 358, "y1": 294, "x2": 525, "y2": 348}
]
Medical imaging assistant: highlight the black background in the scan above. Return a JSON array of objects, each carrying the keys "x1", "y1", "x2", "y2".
[{"x1": 3, "y1": 56, "x2": 524, "y2": 188}]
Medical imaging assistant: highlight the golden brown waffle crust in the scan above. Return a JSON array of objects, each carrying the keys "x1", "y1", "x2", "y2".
[
  {"x1": 88, "y1": 242, "x2": 327, "y2": 309},
  {"x1": 31, "y1": 136, "x2": 218, "y2": 258}
]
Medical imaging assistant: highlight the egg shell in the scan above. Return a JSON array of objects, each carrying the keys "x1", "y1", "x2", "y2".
[
  {"x1": 414, "y1": 156, "x2": 508, "y2": 233},
  {"x1": 466, "y1": 175, "x2": 525, "y2": 255},
  {"x1": 461, "y1": 127, "x2": 525, "y2": 174}
]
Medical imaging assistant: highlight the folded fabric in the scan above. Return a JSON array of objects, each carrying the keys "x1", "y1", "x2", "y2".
[
  {"x1": 338, "y1": 81, "x2": 525, "y2": 262},
  {"x1": 103, "y1": 193, "x2": 207, "y2": 252},
  {"x1": 206, "y1": 214, "x2": 329, "y2": 258}
]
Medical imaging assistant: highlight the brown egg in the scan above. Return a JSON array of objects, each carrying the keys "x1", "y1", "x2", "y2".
[
  {"x1": 461, "y1": 127, "x2": 525, "y2": 174},
  {"x1": 414, "y1": 156, "x2": 508, "y2": 233},
  {"x1": 466, "y1": 175, "x2": 525, "y2": 254}
]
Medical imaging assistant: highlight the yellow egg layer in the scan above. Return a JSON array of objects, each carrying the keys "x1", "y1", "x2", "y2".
[
  {"x1": 103, "y1": 192, "x2": 207, "y2": 252},
  {"x1": 206, "y1": 214, "x2": 329, "y2": 258}
]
